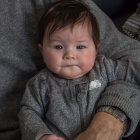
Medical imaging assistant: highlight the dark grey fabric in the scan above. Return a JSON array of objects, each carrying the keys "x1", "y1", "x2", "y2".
[{"x1": 0, "y1": 0, "x2": 140, "y2": 139}]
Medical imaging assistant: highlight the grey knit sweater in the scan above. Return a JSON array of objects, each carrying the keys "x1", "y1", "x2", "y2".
[
  {"x1": 19, "y1": 55, "x2": 140, "y2": 140},
  {"x1": 0, "y1": 0, "x2": 140, "y2": 140}
]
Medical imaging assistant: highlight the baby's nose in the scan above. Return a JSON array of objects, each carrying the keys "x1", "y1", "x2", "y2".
[{"x1": 63, "y1": 50, "x2": 76, "y2": 60}]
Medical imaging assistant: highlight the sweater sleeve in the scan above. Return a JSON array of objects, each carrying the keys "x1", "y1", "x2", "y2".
[
  {"x1": 18, "y1": 76, "x2": 53, "y2": 140},
  {"x1": 95, "y1": 56, "x2": 140, "y2": 136},
  {"x1": 96, "y1": 81, "x2": 140, "y2": 137},
  {"x1": 81, "y1": 0, "x2": 140, "y2": 136}
]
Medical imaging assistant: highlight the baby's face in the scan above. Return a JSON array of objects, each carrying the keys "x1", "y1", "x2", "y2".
[{"x1": 39, "y1": 22, "x2": 97, "y2": 79}]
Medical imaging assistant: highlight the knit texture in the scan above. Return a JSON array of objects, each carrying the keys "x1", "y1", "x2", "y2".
[
  {"x1": 0, "y1": 0, "x2": 140, "y2": 139},
  {"x1": 19, "y1": 55, "x2": 140, "y2": 140}
]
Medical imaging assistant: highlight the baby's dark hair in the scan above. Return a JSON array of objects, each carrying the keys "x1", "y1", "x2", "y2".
[{"x1": 38, "y1": 0, "x2": 100, "y2": 48}]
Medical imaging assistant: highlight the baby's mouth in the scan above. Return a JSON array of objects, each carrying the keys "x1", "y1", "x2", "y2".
[
  {"x1": 64, "y1": 64, "x2": 77, "y2": 67},
  {"x1": 65, "y1": 64, "x2": 74, "y2": 67}
]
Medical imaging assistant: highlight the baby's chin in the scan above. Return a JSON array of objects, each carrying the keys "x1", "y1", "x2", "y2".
[
  {"x1": 57, "y1": 72, "x2": 86, "y2": 80},
  {"x1": 52, "y1": 67, "x2": 89, "y2": 79}
]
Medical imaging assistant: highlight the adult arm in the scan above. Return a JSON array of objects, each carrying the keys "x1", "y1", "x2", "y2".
[
  {"x1": 74, "y1": 0, "x2": 140, "y2": 139},
  {"x1": 75, "y1": 55, "x2": 140, "y2": 140},
  {"x1": 75, "y1": 111, "x2": 124, "y2": 140}
]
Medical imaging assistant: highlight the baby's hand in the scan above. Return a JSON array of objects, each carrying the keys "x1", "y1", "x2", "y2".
[{"x1": 39, "y1": 134, "x2": 65, "y2": 140}]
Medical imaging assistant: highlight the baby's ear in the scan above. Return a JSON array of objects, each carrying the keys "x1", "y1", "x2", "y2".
[{"x1": 38, "y1": 44, "x2": 43, "y2": 53}]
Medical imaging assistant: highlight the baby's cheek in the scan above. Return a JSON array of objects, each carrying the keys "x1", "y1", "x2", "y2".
[
  {"x1": 45, "y1": 60, "x2": 58, "y2": 72},
  {"x1": 80, "y1": 58, "x2": 94, "y2": 71}
]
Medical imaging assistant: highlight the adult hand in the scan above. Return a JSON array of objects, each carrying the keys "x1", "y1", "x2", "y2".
[{"x1": 74, "y1": 112, "x2": 123, "y2": 140}]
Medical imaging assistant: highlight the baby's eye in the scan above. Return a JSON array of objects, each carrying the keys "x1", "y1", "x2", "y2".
[
  {"x1": 54, "y1": 45, "x2": 63, "y2": 50},
  {"x1": 76, "y1": 45, "x2": 86, "y2": 49}
]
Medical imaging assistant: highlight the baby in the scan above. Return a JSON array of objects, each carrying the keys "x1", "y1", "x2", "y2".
[{"x1": 19, "y1": 0, "x2": 139, "y2": 140}]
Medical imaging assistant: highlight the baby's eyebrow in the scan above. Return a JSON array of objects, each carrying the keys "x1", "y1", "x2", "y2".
[{"x1": 76, "y1": 40, "x2": 87, "y2": 43}]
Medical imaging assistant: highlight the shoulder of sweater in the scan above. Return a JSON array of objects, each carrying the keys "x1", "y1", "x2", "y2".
[
  {"x1": 95, "y1": 55, "x2": 110, "y2": 67},
  {"x1": 27, "y1": 68, "x2": 50, "y2": 86}
]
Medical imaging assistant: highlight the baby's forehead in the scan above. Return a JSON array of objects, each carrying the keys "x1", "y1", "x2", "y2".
[
  {"x1": 45, "y1": 19, "x2": 93, "y2": 38},
  {"x1": 45, "y1": 23, "x2": 93, "y2": 45}
]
